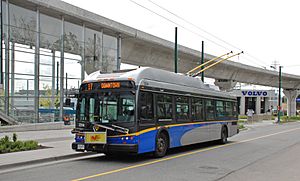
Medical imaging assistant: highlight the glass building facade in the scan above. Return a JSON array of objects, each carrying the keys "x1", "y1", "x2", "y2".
[{"x1": 0, "y1": 0, "x2": 120, "y2": 123}]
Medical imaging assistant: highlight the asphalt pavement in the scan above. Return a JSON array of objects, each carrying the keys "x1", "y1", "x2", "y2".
[{"x1": 1, "y1": 121, "x2": 300, "y2": 181}]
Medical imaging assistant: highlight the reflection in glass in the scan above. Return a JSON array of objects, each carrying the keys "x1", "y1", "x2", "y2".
[{"x1": 9, "y1": 4, "x2": 36, "y2": 46}]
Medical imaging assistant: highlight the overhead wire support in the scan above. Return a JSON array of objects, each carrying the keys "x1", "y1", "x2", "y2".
[
  {"x1": 186, "y1": 51, "x2": 233, "y2": 76},
  {"x1": 192, "y1": 51, "x2": 244, "y2": 77}
]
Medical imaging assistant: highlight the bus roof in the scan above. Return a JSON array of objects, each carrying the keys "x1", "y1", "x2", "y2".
[{"x1": 84, "y1": 67, "x2": 236, "y2": 99}]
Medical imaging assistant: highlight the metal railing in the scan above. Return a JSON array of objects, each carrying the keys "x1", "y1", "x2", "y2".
[{"x1": 0, "y1": 96, "x2": 36, "y2": 124}]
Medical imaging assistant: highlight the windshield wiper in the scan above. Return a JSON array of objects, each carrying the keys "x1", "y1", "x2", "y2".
[{"x1": 93, "y1": 123, "x2": 129, "y2": 134}]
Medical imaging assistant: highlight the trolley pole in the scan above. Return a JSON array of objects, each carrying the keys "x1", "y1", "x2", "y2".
[
  {"x1": 278, "y1": 66, "x2": 282, "y2": 123},
  {"x1": 201, "y1": 41, "x2": 204, "y2": 82},
  {"x1": 174, "y1": 27, "x2": 178, "y2": 73}
]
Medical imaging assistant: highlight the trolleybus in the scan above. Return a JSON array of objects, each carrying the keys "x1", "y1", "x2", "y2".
[{"x1": 72, "y1": 67, "x2": 238, "y2": 157}]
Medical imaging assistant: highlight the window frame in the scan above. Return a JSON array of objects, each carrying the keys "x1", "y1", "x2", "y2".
[
  {"x1": 216, "y1": 100, "x2": 225, "y2": 118},
  {"x1": 205, "y1": 99, "x2": 216, "y2": 121},
  {"x1": 156, "y1": 93, "x2": 173, "y2": 122},
  {"x1": 191, "y1": 97, "x2": 204, "y2": 122},
  {"x1": 175, "y1": 96, "x2": 190, "y2": 122},
  {"x1": 138, "y1": 91, "x2": 155, "y2": 124}
]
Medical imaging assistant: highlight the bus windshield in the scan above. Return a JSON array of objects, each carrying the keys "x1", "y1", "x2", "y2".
[{"x1": 77, "y1": 92, "x2": 135, "y2": 124}]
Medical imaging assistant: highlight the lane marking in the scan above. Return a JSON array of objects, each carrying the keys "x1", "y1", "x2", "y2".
[{"x1": 72, "y1": 126, "x2": 300, "y2": 181}]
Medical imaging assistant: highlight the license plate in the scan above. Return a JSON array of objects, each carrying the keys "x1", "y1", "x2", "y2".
[
  {"x1": 77, "y1": 144, "x2": 85, "y2": 150},
  {"x1": 85, "y1": 132, "x2": 107, "y2": 144}
]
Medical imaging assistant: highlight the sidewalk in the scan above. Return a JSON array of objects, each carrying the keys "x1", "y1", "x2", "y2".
[
  {"x1": 244, "y1": 120, "x2": 275, "y2": 127},
  {"x1": 0, "y1": 129, "x2": 96, "y2": 171}
]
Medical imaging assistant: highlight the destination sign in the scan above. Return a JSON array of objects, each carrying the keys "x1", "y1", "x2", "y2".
[
  {"x1": 101, "y1": 82, "x2": 121, "y2": 89},
  {"x1": 80, "y1": 81, "x2": 134, "y2": 91}
]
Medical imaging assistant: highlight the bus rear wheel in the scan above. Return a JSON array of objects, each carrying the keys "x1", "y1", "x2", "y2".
[
  {"x1": 219, "y1": 126, "x2": 228, "y2": 144},
  {"x1": 154, "y1": 133, "x2": 168, "y2": 158}
]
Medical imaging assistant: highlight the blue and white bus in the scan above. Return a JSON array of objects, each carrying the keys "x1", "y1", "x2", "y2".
[{"x1": 72, "y1": 67, "x2": 238, "y2": 157}]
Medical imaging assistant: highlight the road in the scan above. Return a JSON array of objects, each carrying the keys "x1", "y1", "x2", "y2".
[{"x1": 1, "y1": 122, "x2": 300, "y2": 181}]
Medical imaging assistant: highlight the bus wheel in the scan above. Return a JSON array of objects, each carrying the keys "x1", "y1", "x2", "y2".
[
  {"x1": 154, "y1": 133, "x2": 168, "y2": 158},
  {"x1": 220, "y1": 126, "x2": 228, "y2": 144}
]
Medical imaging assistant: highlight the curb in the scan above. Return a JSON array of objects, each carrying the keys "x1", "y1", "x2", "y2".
[
  {"x1": 0, "y1": 122, "x2": 74, "y2": 133},
  {"x1": 0, "y1": 152, "x2": 97, "y2": 171}
]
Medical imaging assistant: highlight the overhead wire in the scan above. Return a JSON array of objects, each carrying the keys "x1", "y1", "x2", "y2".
[
  {"x1": 147, "y1": 0, "x2": 269, "y2": 68},
  {"x1": 130, "y1": 0, "x2": 269, "y2": 69},
  {"x1": 129, "y1": 0, "x2": 232, "y2": 52},
  {"x1": 148, "y1": 0, "x2": 269, "y2": 68}
]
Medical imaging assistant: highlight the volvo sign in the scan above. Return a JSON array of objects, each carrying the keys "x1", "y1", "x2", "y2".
[{"x1": 241, "y1": 91, "x2": 268, "y2": 97}]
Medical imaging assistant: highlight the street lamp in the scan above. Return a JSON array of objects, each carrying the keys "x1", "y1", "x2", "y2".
[
  {"x1": 278, "y1": 66, "x2": 282, "y2": 123},
  {"x1": 270, "y1": 65, "x2": 283, "y2": 123}
]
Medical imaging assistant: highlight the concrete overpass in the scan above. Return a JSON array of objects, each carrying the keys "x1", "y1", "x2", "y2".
[{"x1": 7, "y1": 0, "x2": 300, "y2": 117}]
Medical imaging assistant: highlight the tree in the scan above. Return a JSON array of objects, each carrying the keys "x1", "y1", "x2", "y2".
[{"x1": 39, "y1": 84, "x2": 59, "y2": 108}]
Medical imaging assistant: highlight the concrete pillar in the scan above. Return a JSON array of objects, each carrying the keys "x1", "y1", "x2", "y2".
[
  {"x1": 256, "y1": 97, "x2": 261, "y2": 114},
  {"x1": 283, "y1": 89, "x2": 299, "y2": 117},
  {"x1": 240, "y1": 96, "x2": 246, "y2": 115},
  {"x1": 214, "y1": 79, "x2": 237, "y2": 91}
]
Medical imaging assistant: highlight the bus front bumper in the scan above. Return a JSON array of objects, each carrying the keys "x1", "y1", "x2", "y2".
[{"x1": 72, "y1": 142, "x2": 138, "y2": 154}]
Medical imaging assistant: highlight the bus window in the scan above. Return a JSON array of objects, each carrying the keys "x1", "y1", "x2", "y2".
[
  {"x1": 79, "y1": 98, "x2": 86, "y2": 121},
  {"x1": 233, "y1": 102, "x2": 238, "y2": 117},
  {"x1": 89, "y1": 98, "x2": 95, "y2": 123},
  {"x1": 139, "y1": 92, "x2": 154, "y2": 121},
  {"x1": 205, "y1": 100, "x2": 215, "y2": 120},
  {"x1": 176, "y1": 96, "x2": 190, "y2": 121},
  {"x1": 216, "y1": 101, "x2": 225, "y2": 118},
  {"x1": 121, "y1": 98, "x2": 135, "y2": 122},
  {"x1": 102, "y1": 97, "x2": 118, "y2": 123},
  {"x1": 157, "y1": 94, "x2": 173, "y2": 120},
  {"x1": 98, "y1": 93, "x2": 135, "y2": 123},
  {"x1": 191, "y1": 98, "x2": 203, "y2": 121},
  {"x1": 225, "y1": 102, "x2": 233, "y2": 117}
]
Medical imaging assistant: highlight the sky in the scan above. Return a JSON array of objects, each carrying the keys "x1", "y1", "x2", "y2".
[{"x1": 62, "y1": 0, "x2": 300, "y2": 76}]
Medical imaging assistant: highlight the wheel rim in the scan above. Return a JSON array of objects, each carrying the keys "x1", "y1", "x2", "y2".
[{"x1": 157, "y1": 137, "x2": 166, "y2": 153}]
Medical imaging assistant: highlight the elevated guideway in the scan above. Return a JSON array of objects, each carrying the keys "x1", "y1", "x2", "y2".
[{"x1": 122, "y1": 37, "x2": 300, "y2": 90}]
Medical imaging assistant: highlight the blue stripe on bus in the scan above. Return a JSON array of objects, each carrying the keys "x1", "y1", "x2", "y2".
[
  {"x1": 98, "y1": 120, "x2": 234, "y2": 154},
  {"x1": 136, "y1": 121, "x2": 229, "y2": 154}
]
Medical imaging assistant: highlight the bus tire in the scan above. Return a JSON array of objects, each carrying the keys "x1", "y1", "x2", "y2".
[
  {"x1": 219, "y1": 126, "x2": 228, "y2": 144},
  {"x1": 154, "y1": 132, "x2": 168, "y2": 158}
]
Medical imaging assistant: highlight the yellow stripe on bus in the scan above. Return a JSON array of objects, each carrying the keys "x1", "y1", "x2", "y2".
[{"x1": 108, "y1": 120, "x2": 237, "y2": 138}]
